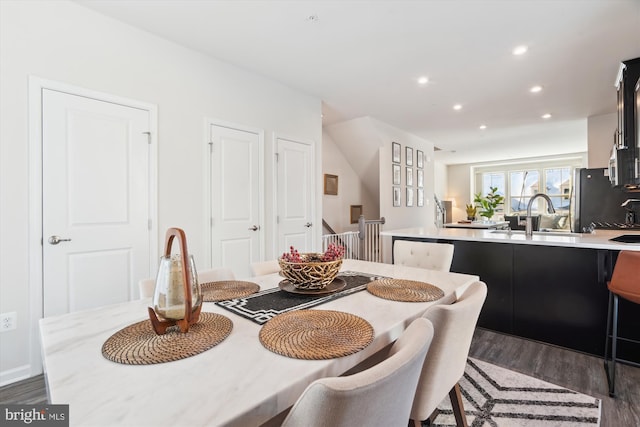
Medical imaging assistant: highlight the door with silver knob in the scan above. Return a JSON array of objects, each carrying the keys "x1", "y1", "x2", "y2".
[
  {"x1": 208, "y1": 122, "x2": 262, "y2": 279},
  {"x1": 48, "y1": 235, "x2": 72, "y2": 245},
  {"x1": 42, "y1": 88, "x2": 153, "y2": 318},
  {"x1": 276, "y1": 137, "x2": 314, "y2": 254}
]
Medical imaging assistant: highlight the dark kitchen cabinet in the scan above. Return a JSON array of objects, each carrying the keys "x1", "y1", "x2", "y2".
[
  {"x1": 613, "y1": 57, "x2": 640, "y2": 187},
  {"x1": 512, "y1": 245, "x2": 608, "y2": 355},
  {"x1": 392, "y1": 237, "x2": 640, "y2": 362},
  {"x1": 448, "y1": 240, "x2": 513, "y2": 333}
]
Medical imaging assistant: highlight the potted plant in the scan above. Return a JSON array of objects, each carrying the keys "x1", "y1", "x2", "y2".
[
  {"x1": 465, "y1": 204, "x2": 477, "y2": 221},
  {"x1": 473, "y1": 186, "x2": 505, "y2": 221}
]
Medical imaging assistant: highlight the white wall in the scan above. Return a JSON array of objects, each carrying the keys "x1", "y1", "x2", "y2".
[
  {"x1": 322, "y1": 131, "x2": 378, "y2": 233},
  {"x1": 375, "y1": 119, "x2": 435, "y2": 262},
  {"x1": 444, "y1": 164, "x2": 471, "y2": 222},
  {"x1": 587, "y1": 112, "x2": 616, "y2": 168},
  {"x1": 0, "y1": 0, "x2": 321, "y2": 383},
  {"x1": 324, "y1": 117, "x2": 384, "y2": 207}
]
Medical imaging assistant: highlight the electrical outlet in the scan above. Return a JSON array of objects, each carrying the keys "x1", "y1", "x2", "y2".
[{"x1": 1, "y1": 312, "x2": 17, "y2": 331}]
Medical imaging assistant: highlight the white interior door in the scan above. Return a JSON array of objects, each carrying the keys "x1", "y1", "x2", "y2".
[
  {"x1": 276, "y1": 137, "x2": 314, "y2": 254},
  {"x1": 42, "y1": 89, "x2": 152, "y2": 316},
  {"x1": 209, "y1": 124, "x2": 262, "y2": 279}
]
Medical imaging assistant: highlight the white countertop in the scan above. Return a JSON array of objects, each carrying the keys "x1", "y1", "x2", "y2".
[
  {"x1": 444, "y1": 221, "x2": 509, "y2": 229},
  {"x1": 39, "y1": 259, "x2": 479, "y2": 427},
  {"x1": 381, "y1": 227, "x2": 640, "y2": 251}
]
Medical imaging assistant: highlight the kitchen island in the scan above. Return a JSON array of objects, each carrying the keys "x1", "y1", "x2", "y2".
[{"x1": 381, "y1": 227, "x2": 640, "y2": 363}]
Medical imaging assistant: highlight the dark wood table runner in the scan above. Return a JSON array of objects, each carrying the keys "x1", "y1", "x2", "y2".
[{"x1": 215, "y1": 271, "x2": 382, "y2": 324}]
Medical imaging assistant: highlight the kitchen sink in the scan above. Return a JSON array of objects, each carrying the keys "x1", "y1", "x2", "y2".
[{"x1": 490, "y1": 230, "x2": 584, "y2": 237}]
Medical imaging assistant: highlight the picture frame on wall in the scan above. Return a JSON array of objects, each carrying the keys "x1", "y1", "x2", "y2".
[
  {"x1": 350, "y1": 205, "x2": 363, "y2": 224},
  {"x1": 406, "y1": 187, "x2": 414, "y2": 207},
  {"x1": 406, "y1": 146, "x2": 413, "y2": 166},
  {"x1": 393, "y1": 187, "x2": 401, "y2": 207},
  {"x1": 417, "y1": 169, "x2": 424, "y2": 188},
  {"x1": 392, "y1": 142, "x2": 401, "y2": 164},
  {"x1": 324, "y1": 174, "x2": 338, "y2": 195},
  {"x1": 417, "y1": 189, "x2": 424, "y2": 207},
  {"x1": 406, "y1": 167, "x2": 413, "y2": 187},
  {"x1": 417, "y1": 150, "x2": 424, "y2": 169},
  {"x1": 393, "y1": 164, "x2": 401, "y2": 185}
]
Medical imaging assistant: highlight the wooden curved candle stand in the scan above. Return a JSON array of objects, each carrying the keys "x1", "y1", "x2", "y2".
[{"x1": 148, "y1": 227, "x2": 202, "y2": 335}]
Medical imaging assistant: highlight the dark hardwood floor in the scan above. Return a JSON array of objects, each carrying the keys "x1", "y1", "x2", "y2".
[
  {"x1": 1, "y1": 328, "x2": 638, "y2": 426},
  {"x1": 469, "y1": 328, "x2": 640, "y2": 427}
]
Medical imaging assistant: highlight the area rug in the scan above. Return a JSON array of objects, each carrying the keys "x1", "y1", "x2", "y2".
[{"x1": 431, "y1": 358, "x2": 601, "y2": 426}]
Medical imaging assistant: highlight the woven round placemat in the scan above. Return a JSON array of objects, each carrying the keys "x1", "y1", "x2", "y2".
[
  {"x1": 367, "y1": 278, "x2": 444, "y2": 302},
  {"x1": 201, "y1": 280, "x2": 260, "y2": 302},
  {"x1": 259, "y1": 310, "x2": 374, "y2": 360},
  {"x1": 102, "y1": 312, "x2": 233, "y2": 365}
]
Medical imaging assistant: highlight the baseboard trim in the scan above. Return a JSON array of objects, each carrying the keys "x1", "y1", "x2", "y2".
[{"x1": 0, "y1": 365, "x2": 31, "y2": 387}]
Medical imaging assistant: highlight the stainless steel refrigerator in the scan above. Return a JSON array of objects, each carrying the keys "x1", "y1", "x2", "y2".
[{"x1": 571, "y1": 168, "x2": 639, "y2": 231}]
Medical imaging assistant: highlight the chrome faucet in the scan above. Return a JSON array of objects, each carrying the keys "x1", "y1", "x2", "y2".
[{"x1": 525, "y1": 193, "x2": 555, "y2": 237}]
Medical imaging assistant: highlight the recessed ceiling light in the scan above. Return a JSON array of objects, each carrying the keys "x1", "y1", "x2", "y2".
[
  {"x1": 453, "y1": 104, "x2": 462, "y2": 111},
  {"x1": 530, "y1": 85, "x2": 543, "y2": 93},
  {"x1": 417, "y1": 76, "x2": 429, "y2": 85},
  {"x1": 513, "y1": 45, "x2": 528, "y2": 55},
  {"x1": 306, "y1": 14, "x2": 319, "y2": 23},
  {"x1": 479, "y1": 124, "x2": 487, "y2": 130},
  {"x1": 541, "y1": 113, "x2": 552, "y2": 119}
]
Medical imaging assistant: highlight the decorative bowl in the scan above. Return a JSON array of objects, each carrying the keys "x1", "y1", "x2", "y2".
[{"x1": 278, "y1": 254, "x2": 343, "y2": 290}]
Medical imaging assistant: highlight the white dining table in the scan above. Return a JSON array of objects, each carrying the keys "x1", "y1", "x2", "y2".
[{"x1": 39, "y1": 259, "x2": 479, "y2": 427}]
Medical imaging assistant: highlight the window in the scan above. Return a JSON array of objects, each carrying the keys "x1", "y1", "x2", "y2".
[
  {"x1": 544, "y1": 167, "x2": 571, "y2": 211},
  {"x1": 474, "y1": 160, "x2": 580, "y2": 216},
  {"x1": 480, "y1": 172, "x2": 505, "y2": 214},
  {"x1": 509, "y1": 170, "x2": 539, "y2": 212}
]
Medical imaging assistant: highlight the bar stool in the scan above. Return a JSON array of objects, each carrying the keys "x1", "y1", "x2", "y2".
[{"x1": 603, "y1": 250, "x2": 640, "y2": 397}]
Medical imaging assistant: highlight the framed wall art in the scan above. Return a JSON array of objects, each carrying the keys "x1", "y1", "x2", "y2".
[
  {"x1": 417, "y1": 169, "x2": 424, "y2": 188},
  {"x1": 393, "y1": 187, "x2": 401, "y2": 207},
  {"x1": 350, "y1": 205, "x2": 363, "y2": 224},
  {"x1": 406, "y1": 146, "x2": 413, "y2": 166},
  {"x1": 324, "y1": 174, "x2": 338, "y2": 195},
  {"x1": 417, "y1": 189, "x2": 424, "y2": 207},
  {"x1": 392, "y1": 142, "x2": 401, "y2": 163},
  {"x1": 393, "y1": 164, "x2": 401, "y2": 185},
  {"x1": 417, "y1": 150, "x2": 424, "y2": 169},
  {"x1": 406, "y1": 167, "x2": 413, "y2": 187},
  {"x1": 406, "y1": 187, "x2": 414, "y2": 207}
]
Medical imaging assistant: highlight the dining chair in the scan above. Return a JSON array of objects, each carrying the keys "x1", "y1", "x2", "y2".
[
  {"x1": 250, "y1": 259, "x2": 280, "y2": 276},
  {"x1": 138, "y1": 278, "x2": 156, "y2": 299},
  {"x1": 198, "y1": 267, "x2": 235, "y2": 283},
  {"x1": 280, "y1": 317, "x2": 435, "y2": 427},
  {"x1": 410, "y1": 281, "x2": 488, "y2": 427},
  {"x1": 393, "y1": 240, "x2": 455, "y2": 271},
  {"x1": 604, "y1": 250, "x2": 640, "y2": 397},
  {"x1": 137, "y1": 267, "x2": 236, "y2": 299}
]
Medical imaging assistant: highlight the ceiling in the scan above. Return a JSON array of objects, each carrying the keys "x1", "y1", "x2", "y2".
[{"x1": 76, "y1": 0, "x2": 640, "y2": 164}]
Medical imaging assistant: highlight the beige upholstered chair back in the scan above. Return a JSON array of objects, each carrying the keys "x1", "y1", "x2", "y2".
[
  {"x1": 137, "y1": 268, "x2": 236, "y2": 299},
  {"x1": 410, "y1": 281, "x2": 487, "y2": 422},
  {"x1": 138, "y1": 278, "x2": 156, "y2": 298},
  {"x1": 281, "y1": 318, "x2": 435, "y2": 427},
  {"x1": 198, "y1": 268, "x2": 235, "y2": 283},
  {"x1": 250, "y1": 260, "x2": 280, "y2": 276},
  {"x1": 393, "y1": 240, "x2": 455, "y2": 271}
]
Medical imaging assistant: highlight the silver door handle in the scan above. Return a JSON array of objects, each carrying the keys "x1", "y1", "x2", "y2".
[
  {"x1": 248, "y1": 225, "x2": 260, "y2": 231},
  {"x1": 48, "y1": 235, "x2": 72, "y2": 245},
  {"x1": 304, "y1": 222, "x2": 313, "y2": 228}
]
